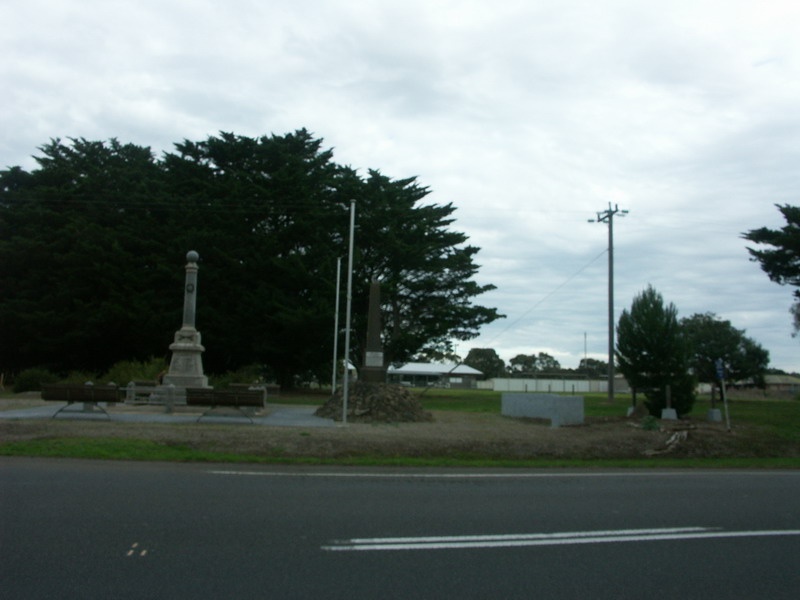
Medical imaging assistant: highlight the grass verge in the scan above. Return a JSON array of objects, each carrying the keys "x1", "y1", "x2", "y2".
[
  {"x1": 2, "y1": 388, "x2": 798, "y2": 468},
  {"x1": 2, "y1": 436, "x2": 799, "y2": 469}
]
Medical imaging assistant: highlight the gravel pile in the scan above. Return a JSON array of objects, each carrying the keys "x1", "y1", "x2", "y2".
[{"x1": 315, "y1": 382, "x2": 433, "y2": 423}]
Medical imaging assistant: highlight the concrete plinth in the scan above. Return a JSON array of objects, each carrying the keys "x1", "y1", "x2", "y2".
[
  {"x1": 661, "y1": 408, "x2": 678, "y2": 420},
  {"x1": 501, "y1": 393, "x2": 584, "y2": 427}
]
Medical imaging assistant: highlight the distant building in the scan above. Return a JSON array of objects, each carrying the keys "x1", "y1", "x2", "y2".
[
  {"x1": 387, "y1": 363, "x2": 483, "y2": 389},
  {"x1": 764, "y1": 374, "x2": 800, "y2": 394}
]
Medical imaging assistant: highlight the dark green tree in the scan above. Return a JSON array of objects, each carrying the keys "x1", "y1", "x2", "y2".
[
  {"x1": 463, "y1": 348, "x2": 506, "y2": 379},
  {"x1": 681, "y1": 313, "x2": 769, "y2": 404},
  {"x1": 508, "y1": 354, "x2": 537, "y2": 375},
  {"x1": 743, "y1": 204, "x2": 800, "y2": 335},
  {"x1": 0, "y1": 138, "x2": 177, "y2": 375},
  {"x1": 577, "y1": 357, "x2": 608, "y2": 378},
  {"x1": 616, "y1": 285, "x2": 696, "y2": 416},
  {"x1": 350, "y1": 170, "x2": 502, "y2": 367},
  {"x1": 508, "y1": 352, "x2": 561, "y2": 375},
  {"x1": 0, "y1": 131, "x2": 502, "y2": 386},
  {"x1": 534, "y1": 352, "x2": 561, "y2": 372}
]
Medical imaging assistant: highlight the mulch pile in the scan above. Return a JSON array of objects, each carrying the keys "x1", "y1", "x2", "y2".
[{"x1": 315, "y1": 382, "x2": 433, "y2": 423}]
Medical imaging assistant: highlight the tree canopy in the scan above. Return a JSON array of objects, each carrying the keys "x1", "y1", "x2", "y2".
[
  {"x1": 508, "y1": 352, "x2": 561, "y2": 375},
  {"x1": 577, "y1": 358, "x2": 608, "y2": 378},
  {"x1": 681, "y1": 312, "x2": 769, "y2": 390},
  {"x1": 743, "y1": 204, "x2": 800, "y2": 335},
  {"x1": 463, "y1": 348, "x2": 506, "y2": 379},
  {"x1": 0, "y1": 131, "x2": 502, "y2": 386},
  {"x1": 616, "y1": 285, "x2": 696, "y2": 416}
]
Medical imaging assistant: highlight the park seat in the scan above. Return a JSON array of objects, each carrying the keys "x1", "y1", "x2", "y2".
[
  {"x1": 185, "y1": 387, "x2": 266, "y2": 422},
  {"x1": 41, "y1": 383, "x2": 121, "y2": 418}
]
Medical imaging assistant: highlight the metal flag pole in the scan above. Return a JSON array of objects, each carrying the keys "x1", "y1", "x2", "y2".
[
  {"x1": 342, "y1": 200, "x2": 356, "y2": 425},
  {"x1": 331, "y1": 257, "x2": 342, "y2": 395}
]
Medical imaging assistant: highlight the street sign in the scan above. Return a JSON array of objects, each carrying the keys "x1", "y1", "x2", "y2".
[{"x1": 715, "y1": 358, "x2": 725, "y2": 381}]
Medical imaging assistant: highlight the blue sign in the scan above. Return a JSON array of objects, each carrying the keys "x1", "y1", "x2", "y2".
[{"x1": 715, "y1": 358, "x2": 725, "y2": 381}]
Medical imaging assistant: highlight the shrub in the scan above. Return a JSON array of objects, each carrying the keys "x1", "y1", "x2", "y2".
[
  {"x1": 61, "y1": 371, "x2": 100, "y2": 384},
  {"x1": 643, "y1": 377, "x2": 696, "y2": 417},
  {"x1": 102, "y1": 357, "x2": 167, "y2": 386},
  {"x1": 641, "y1": 415, "x2": 661, "y2": 431},
  {"x1": 209, "y1": 364, "x2": 267, "y2": 388},
  {"x1": 12, "y1": 368, "x2": 59, "y2": 393}
]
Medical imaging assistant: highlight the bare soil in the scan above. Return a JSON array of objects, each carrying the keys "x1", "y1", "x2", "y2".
[{"x1": 1, "y1": 396, "x2": 792, "y2": 461}]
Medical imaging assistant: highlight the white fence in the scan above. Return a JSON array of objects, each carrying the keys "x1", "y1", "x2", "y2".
[{"x1": 479, "y1": 378, "x2": 609, "y2": 394}]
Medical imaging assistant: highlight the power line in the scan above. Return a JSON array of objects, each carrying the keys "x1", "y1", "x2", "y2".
[{"x1": 478, "y1": 248, "x2": 608, "y2": 349}]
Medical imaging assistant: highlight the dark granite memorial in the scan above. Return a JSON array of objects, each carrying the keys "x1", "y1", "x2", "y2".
[{"x1": 360, "y1": 280, "x2": 387, "y2": 383}]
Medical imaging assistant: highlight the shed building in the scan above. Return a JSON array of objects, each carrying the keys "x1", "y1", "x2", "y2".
[{"x1": 387, "y1": 363, "x2": 483, "y2": 389}]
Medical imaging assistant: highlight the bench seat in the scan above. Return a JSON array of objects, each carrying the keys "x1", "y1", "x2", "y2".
[
  {"x1": 41, "y1": 384, "x2": 121, "y2": 418},
  {"x1": 185, "y1": 387, "x2": 266, "y2": 422}
]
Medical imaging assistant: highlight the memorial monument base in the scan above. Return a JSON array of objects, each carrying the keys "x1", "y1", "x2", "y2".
[
  {"x1": 160, "y1": 326, "x2": 209, "y2": 404},
  {"x1": 660, "y1": 408, "x2": 678, "y2": 420},
  {"x1": 360, "y1": 366, "x2": 387, "y2": 384}
]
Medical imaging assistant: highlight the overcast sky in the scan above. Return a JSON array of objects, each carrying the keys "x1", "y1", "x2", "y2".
[{"x1": 3, "y1": 0, "x2": 799, "y2": 372}]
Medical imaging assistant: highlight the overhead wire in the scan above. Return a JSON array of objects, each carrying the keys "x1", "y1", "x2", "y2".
[{"x1": 476, "y1": 248, "x2": 608, "y2": 349}]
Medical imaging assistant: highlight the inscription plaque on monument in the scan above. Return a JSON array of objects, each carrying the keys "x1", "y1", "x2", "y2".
[{"x1": 365, "y1": 351, "x2": 384, "y2": 368}]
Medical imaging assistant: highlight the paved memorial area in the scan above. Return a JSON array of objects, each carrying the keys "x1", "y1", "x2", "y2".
[{"x1": 0, "y1": 402, "x2": 336, "y2": 428}]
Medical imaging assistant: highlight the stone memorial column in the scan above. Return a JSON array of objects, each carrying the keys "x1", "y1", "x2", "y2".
[{"x1": 162, "y1": 251, "x2": 209, "y2": 397}]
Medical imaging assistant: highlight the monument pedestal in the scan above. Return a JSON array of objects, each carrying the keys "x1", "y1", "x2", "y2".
[
  {"x1": 660, "y1": 408, "x2": 678, "y2": 420},
  {"x1": 161, "y1": 327, "x2": 209, "y2": 403},
  {"x1": 360, "y1": 366, "x2": 386, "y2": 384}
]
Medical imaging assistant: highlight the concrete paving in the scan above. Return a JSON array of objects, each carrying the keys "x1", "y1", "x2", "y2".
[{"x1": 0, "y1": 403, "x2": 336, "y2": 428}]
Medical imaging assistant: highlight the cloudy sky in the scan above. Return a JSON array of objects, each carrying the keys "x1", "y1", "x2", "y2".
[{"x1": 3, "y1": 0, "x2": 799, "y2": 372}]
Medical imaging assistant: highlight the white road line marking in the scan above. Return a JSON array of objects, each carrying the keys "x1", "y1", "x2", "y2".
[
  {"x1": 209, "y1": 470, "x2": 798, "y2": 479},
  {"x1": 346, "y1": 527, "x2": 711, "y2": 544},
  {"x1": 321, "y1": 528, "x2": 800, "y2": 551}
]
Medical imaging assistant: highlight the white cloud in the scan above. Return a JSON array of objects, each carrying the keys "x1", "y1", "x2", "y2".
[{"x1": 2, "y1": 0, "x2": 798, "y2": 370}]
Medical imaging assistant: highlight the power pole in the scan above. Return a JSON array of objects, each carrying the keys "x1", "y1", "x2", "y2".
[{"x1": 589, "y1": 203, "x2": 628, "y2": 404}]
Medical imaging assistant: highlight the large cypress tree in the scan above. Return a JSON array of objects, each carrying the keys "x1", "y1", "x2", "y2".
[
  {"x1": 0, "y1": 131, "x2": 502, "y2": 385},
  {"x1": 0, "y1": 138, "x2": 177, "y2": 374}
]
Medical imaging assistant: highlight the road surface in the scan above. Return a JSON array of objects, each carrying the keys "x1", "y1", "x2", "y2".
[{"x1": 2, "y1": 458, "x2": 799, "y2": 599}]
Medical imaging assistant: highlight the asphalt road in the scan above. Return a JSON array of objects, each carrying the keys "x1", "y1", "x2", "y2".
[{"x1": 2, "y1": 458, "x2": 799, "y2": 599}]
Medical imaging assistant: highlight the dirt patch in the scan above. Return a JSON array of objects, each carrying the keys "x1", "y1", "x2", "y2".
[{"x1": 1, "y1": 397, "x2": 792, "y2": 461}]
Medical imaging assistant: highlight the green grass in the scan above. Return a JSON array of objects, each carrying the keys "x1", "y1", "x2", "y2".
[
  {"x1": 415, "y1": 388, "x2": 637, "y2": 416},
  {"x1": 2, "y1": 437, "x2": 798, "y2": 469},
  {"x1": 2, "y1": 387, "x2": 798, "y2": 468}
]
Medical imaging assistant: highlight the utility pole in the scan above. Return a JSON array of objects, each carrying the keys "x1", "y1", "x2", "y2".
[{"x1": 589, "y1": 203, "x2": 628, "y2": 404}]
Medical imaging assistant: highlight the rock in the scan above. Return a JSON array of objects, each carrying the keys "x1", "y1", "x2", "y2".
[{"x1": 315, "y1": 382, "x2": 433, "y2": 423}]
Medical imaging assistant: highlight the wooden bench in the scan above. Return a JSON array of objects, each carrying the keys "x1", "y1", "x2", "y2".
[
  {"x1": 185, "y1": 387, "x2": 266, "y2": 422},
  {"x1": 41, "y1": 383, "x2": 122, "y2": 418}
]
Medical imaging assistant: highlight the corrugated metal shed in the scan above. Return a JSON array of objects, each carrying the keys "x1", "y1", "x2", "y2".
[{"x1": 387, "y1": 363, "x2": 483, "y2": 376}]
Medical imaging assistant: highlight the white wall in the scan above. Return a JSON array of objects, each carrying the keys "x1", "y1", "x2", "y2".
[{"x1": 488, "y1": 378, "x2": 608, "y2": 393}]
